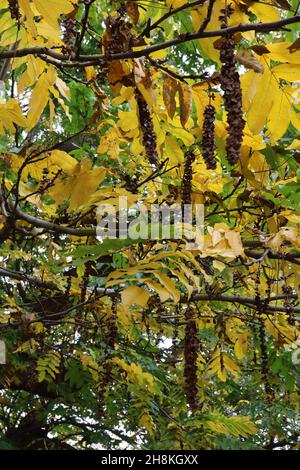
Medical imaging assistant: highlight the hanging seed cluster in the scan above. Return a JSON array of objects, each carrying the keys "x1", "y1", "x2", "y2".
[
  {"x1": 170, "y1": 307, "x2": 180, "y2": 368},
  {"x1": 220, "y1": 36, "x2": 245, "y2": 165},
  {"x1": 282, "y1": 285, "x2": 295, "y2": 325},
  {"x1": 8, "y1": 0, "x2": 21, "y2": 21},
  {"x1": 182, "y1": 150, "x2": 195, "y2": 205},
  {"x1": 134, "y1": 88, "x2": 159, "y2": 167},
  {"x1": 64, "y1": 273, "x2": 72, "y2": 298},
  {"x1": 80, "y1": 264, "x2": 90, "y2": 304},
  {"x1": 104, "y1": 14, "x2": 133, "y2": 56},
  {"x1": 184, "y1": 307, "x2": 199, "y2": 411},
  {"x1": 62, "y1": 17, "x2": 77, "y2": 51},
  {"x1": 38, "y1": 168, "x2": 61, "y2": 195},
  {"x1": 259, "y1": 320, "x2": 274, "y2": 401},
  {"x1": 98, "y1": 299, "x2": 118, "y2": 405},
  {"x1": 202, "y1": 104, "x2": 217, "y2": 170}
]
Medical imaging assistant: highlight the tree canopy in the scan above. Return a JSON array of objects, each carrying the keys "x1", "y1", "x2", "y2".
[{"x1": 0, "y1": 0, "x2": 300, "y2": 450}]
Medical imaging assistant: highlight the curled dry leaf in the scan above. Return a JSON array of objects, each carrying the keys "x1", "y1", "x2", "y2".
[{"x1": 237, "y1": 50, "x2": 264, "y2": 73}]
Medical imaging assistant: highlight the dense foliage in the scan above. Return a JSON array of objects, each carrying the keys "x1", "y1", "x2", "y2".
[{"x1": 0, "y1": 0, "x2": 299, "y2": 450}]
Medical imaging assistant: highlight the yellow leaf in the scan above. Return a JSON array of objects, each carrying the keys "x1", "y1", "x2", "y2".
[
  {"x1": 171, "y1": 127, "x2": 194, "y2": 146},
  {"x1": 287, "y1": 140, "x2": 300, "y2": 150},
  {"x1": 249, "y1": 3, "x2": 280, "y2": 22},
  {"x1": 163, "y1": 75, "x2": 178, "y2": 120},
  {"x1": 164, "y1": 135, "x2": 184, "y2": 164},
  {"x1": 27, "y1": 69, "x2": 56, "y2": 130},
  {"x1": 121, "y1": 286, "x2": 150, "y2": 312},
  {"x1": 242, "y1": 126, "x2": 266, "y2": 150},
  {"x1": 166, "y1": 0, "x2": 186, "y2": 7},
  {"x1": 178, "y1": 82, "x2": 192, "y2": 127},
  {"x1": 97, "y1": 127, "x2": 120, "y2": 160},
  {"x1": 34, "y1": 0, "x2": 75, "y2": 29},
  {"x1": 85, "y1": 66, "x2": 96, "y2": 82},
  {"x1": 11, "y1": 149, "x2": 77, "y2": 181},
  {"x1": 0, "y1": 99, "x2": 27, "y2": 135},
  {"x1": 207, "y1": 349, "x2": 240, "y2": 382},
  {"x1": 50, "y1": 159, "x2": 107, "y2": 211},
  {"x1": 191, "y1": 9, "x2": 220, "y2": 64},
  {"x1": 32, "y1": 322, "x2": 46, "y2": 334},
  {"x1": 142, "y1": 279, "x2": 172, "y2": 303},
  {"x1": 152, "y1": 271, "x2": 180, "y2": 304},
  {"x1": 118, "y1": 109, "x2": 139, "y2": 133},
  {"x1": 19, "y1": 0, "x2": 37, "y2": 37},
  {"x1": 245, "y1": 67, "x2": 275, "y2": 134},
  {"x1": 272, "y1": 63, "x2": 300, "y2": 82},
  {"x1": 14, "y1": 339, "x2": 37, "y2": 353},
  {"x1": 192, "y1": 83, "x2": 210, "y2": 128},
  {"x1": 265, "y1": 42, "x2": 300, "y2": 64},
  {"x1": 55, "y1": 76, "x2": 70, "y2": 101},
  {"x1": 267, "y1": 85, "x2": 291, "y2": 140},
  {"x1": 207, "y1": 414, "x2": 257, "y2": 437},
  {"x1": 264, "y1": 318, "x2": 279, "y2": 340},
  {"x1": 223, "y1": 354, "x2": 240, "y2": 377},
  {"x1": 139, "y1": 413, "x2": 156, "y2": 436},
  {"x1": 224, "y1": 230, "x2": 244, "y2": 256},
  {"x1": 281, "y1": 210, "x2": 300, "y2": 224},
  {"x1": 0, "y1": 11, "x2": 13, "y2": 34},
  {"x1": 191, "y1": 0, "x2": 249, "y2": 62},
  {"x1": 267, "y1": 227, "x2": 300, "y2": 251},
  {"x1": 234, "y1": 333, "x2": 248, "y2": 360}
]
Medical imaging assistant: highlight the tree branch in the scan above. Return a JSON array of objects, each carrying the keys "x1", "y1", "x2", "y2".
[
  {"x1": 0, "y1": 16, "x2": 299, "y2": 65},
  {"x1": 75, "y1": 0, "x2": 96, "y2": 57},
  {"x1": 189, "y1": 293, "x2": 300, "y2": 316},
  {"x1": 1, "y1": 262, "x2": 299, "y2": 316},
  {"x1": 0, "y1": 267, "x2": 59, "y2": 290},
  {"x1": 141, "y1": 0, "x2": 206, "y2": 37},
  {"x1": 245, "y1": 249, "x2": 300, "y2": 266}
]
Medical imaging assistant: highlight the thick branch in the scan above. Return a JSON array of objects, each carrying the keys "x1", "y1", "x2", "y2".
[
  {"x1": 245, "y1": 249, "x2": 300, "y2": 265},
  {"x1": 190, "y1": 293, "x2": 300, "y2": 316},
  {"x1": 1, "y1": 263, "x2": 299, "y2": 316},
  {"x1": 0, "y1": 267, "x2": 59, "y2": 290},
  {"x1": 5, "y1": 203, "x2": 300, "y2": 271},
  {"x1": 121, "y1": 15, "x2": 300, "y2": 60},
  {"x1": 0, "y1": 16, "x2": 299, "y2": 65},
  {"x1": 10, "y1": 204, "x2": 95, "y2": 237}
]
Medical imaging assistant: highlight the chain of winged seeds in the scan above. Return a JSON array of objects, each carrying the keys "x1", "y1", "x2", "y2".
[
  {"x1": 8, "y1": 0, "x2": 21, "y2": 21},
  {"x1": 98, "y1": 299, "x2": 118, "y2": 406},
  {"x1": 282, "y1": 284, "x2": 295, "y2": 325},
  {"x1": 134, "y1": 88, "x2": 159, "y2": 167},
  {"x1": 62, "y1": 17, "x2": 77, "y2": 51},
  {"x1": 184, "y1": 307, "x2": 199, "y2": 411},
  {"x1": 181, "y1": 150, "x2": 195, "y2": 205},
  {"x1": 220, "y1": 36, "x2": 245, "y2": 165},
  {"x1": 258, "y1": 319, "x2": 274, "y2": 401},
  {"x1": 181, "y1": 152, "x2": 200, "y2": 410},
  {"x1": 202, "y1": 104, "x2": 217, "y2": 170}
]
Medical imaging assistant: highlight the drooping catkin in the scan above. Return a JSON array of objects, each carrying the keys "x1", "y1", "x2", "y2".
[
  {"x1": 258, "y1": 320, "x2": 274, "y2": 401},
  {"x1": 282, "y1": 284, "x2": 295, "y2": 325},
  {"x1": 8, "y1": 0, "x2": 21, "y2": 21},
  {"x1": 220, "y1": 36, "x2": 245, "y2": 166},
  {"x1": 98, "y1": 299, "x2": 118, "y2": 406},
  {"x1": 62, "y1": 16, "x2": 77, "y2": 51},
  {"x1": 134, "y1": 88, "x2": 159, "y2": 167},
  {"x1": 184, "y1": 307, "x2": 199, "y2": 411},
  {"x1": 202, "y1": 104, "x2": 217, "y2": 170},
  {"x1": 181, "y1": 150, "x2": 195, "y2": 205}
]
